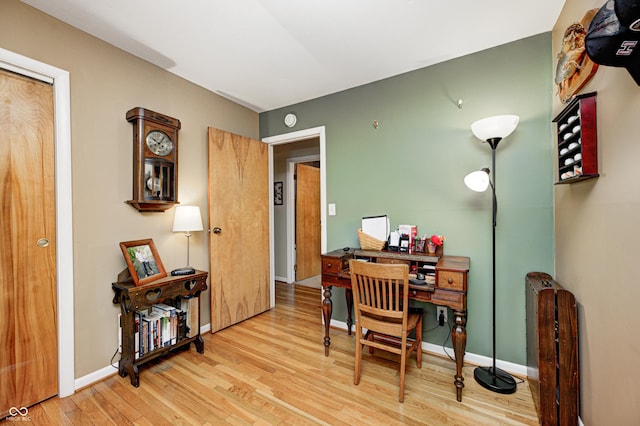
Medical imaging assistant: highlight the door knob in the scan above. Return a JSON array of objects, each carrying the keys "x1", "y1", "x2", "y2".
[
  {"x1": 37, "y1": 238, "x2": 50, "y2": 248},
  {"x1": 213, "y1": 227, "x2": 222, "y2": 234}
]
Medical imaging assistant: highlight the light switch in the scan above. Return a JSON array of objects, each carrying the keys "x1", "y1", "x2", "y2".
[{"x1": 328, "y1": 203, "x2": 336, "y2": 216}]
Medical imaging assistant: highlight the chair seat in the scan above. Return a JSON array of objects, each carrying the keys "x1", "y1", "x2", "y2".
[{"x1": 359, "y1": 310, "x2": 422, "y2": 337}]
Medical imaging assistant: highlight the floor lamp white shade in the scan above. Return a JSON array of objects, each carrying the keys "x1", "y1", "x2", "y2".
[
  {"x1": 172, "y1": 205, "x2": 203, "y2": 267},
  {"x1": 471, "y1": 115, "x2": 519, "y2": 142}
]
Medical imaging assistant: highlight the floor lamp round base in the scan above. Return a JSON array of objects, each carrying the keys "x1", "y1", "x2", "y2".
[{"x1": 474, "y1": 366, "x2": 517, "y2": 394}]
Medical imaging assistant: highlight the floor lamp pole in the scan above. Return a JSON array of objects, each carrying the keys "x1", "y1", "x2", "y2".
[{"x1": 473, "y1": 138, "x2": 517, "y2": 394}]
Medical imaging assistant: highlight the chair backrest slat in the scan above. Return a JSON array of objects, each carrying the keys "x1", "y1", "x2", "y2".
[{"x1": 350, "y1": 260, "x2": 409, "y2": 326}]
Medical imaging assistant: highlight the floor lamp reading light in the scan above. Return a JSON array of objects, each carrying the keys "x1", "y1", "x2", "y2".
[
  {"x1": 464, "y1": 114, "x2": 519, "y2": 394},
  {"x1": 172, "y1": 205, "x2": 203, "y2": 275}
]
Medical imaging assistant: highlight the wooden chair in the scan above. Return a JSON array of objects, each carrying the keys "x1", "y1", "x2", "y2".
[{"x1": 349, "y1": 260, "x2": 423, "y2": 402}]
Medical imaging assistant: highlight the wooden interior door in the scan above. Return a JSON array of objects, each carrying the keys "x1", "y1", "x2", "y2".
[
  {"x1": 295, "y1": 163, "x2": 321, "y2": 281},
  {"x1": 0, "y1": 69, "x2": 58, "y2": 417},
  {"x1": 208, "y1": 128, "x2": 270, "y2": 333}
]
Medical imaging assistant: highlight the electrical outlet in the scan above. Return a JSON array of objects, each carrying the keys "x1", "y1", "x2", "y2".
[{"x1": 436, "y1": 306, "x2": 447, "y2": 325}]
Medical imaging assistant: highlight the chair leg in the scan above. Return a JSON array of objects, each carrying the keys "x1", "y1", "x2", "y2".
[
  {"x1": 354, "y1": 325, "x2": 362, "y2": 385},
  {"x1": 399, "y1": 332, "x2": 407, "y2": 403}
]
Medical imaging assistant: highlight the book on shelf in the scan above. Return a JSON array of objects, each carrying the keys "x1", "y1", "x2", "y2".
[
  {"x1": 118, "y1": 313, "x2": 140, "y2": 359},
  {"x1": 152, "y1": 303, "x2": 177, "y2": 347},
  {"x1": 176, "y1": 309, "x2": 186, "y2": 340},
  {"x1": 118, "y1": 313, "x2": 122, "y2": 353},
  {"x1": 180, "y1": 296, "x2": 199, "y2": 338},
  {"x1": 139, "y1": 312, "x2": 148, "y2": 356},
  {"x1": 125, "y1": 296, "x2": 199, "y2": 358}
]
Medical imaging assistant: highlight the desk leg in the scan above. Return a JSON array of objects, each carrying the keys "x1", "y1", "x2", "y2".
[
  {"x1": 345, "y1": 288, "x2": 353, "y2": 335},
  {"x1": 322, "y1": 285, "x2": 333, "y2": 356},
  {"x1": 452, "y1": 309, "x2": 467, "y2": 402}
]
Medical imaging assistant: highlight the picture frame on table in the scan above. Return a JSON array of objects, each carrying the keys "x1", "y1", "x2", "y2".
[{"x1": 119, "y1": 238, "x2": 167, "y2": 286}]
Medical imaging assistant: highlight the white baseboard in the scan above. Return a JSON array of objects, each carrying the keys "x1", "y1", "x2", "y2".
[{"x1": 75, "y1": 364, "x2": 118, "y2": 390}]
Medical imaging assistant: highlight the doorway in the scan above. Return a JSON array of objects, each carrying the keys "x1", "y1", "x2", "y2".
[
  {"x1": 263, "y1": 127, "x2": 326, "y2": 289},
  {"x1": 294, "y1": 161, "x2": 321, "y2": 282}
]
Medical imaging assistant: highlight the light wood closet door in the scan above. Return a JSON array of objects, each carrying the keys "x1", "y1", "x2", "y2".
[
  {"x1": 0, "y1": 69, "x2": 58, "y2": 417},
  {"x1": 295, "y1": 163, "x2": 320, "y2": 281},
  {"x1": 208, "y1": 128, "x2": 270, "y2": 333}
]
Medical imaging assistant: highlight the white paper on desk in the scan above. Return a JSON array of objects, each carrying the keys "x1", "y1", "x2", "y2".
[
  {"x1": 389, "y1": 231, "x2": 400, "y2": 246},
  {"x1": 362, "y1": 215, "x2": 390, "y2": 242}
]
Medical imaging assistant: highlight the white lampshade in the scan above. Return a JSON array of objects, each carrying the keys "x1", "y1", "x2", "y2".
[
  {"x1": 172, "y1": 206, "x2": 203, "y2": 232},
  {"x1": 464, "y1": 169, "x2": 490, "y2": 192},
  {"x1": 471, "y1": 115, "x2": 519, "y2": 142}
]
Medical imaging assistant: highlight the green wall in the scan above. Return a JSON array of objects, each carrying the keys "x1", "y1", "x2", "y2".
[{"x1": 260, "y1": 33, "x2": 554, "y2": 365}]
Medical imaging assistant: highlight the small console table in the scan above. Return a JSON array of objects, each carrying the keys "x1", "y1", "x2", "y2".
[
  {"x1": 321, "y1": 248, "x2": 470, "y2": 401},
  {"x1": 112, "y1": 269, "x2": 208, "y2": 387}
]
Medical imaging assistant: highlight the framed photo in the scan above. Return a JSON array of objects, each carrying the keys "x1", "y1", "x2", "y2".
[
  {"x1": 119, "y1": 238, "x2": 167, "y2": 286},
  {"x1": 274, "y1": 181, "x2": 283, "y2": 205}
]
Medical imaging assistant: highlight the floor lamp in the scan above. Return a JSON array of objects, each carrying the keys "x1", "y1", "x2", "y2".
[{"x1": 464, "y1": 114, "x2": 519, "y2": 394}]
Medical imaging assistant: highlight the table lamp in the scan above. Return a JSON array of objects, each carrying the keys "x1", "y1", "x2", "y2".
[{"x1": 172, "y1": 205, "x2": 203, "y2": 273}]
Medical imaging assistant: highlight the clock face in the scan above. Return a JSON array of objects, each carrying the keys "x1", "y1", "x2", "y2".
[{"x1": 145, "y1": 130, "x2": 174, "y2": 156}]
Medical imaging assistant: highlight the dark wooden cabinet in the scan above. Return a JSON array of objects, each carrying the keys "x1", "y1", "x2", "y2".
[
  {"x1": 553, "y1": 92, "x2": 598, "y2": 184},
  {"x1": 526, "y1": 272, "x2": 579, "y2": 425},
  {"x1": 112, "y1": 269, "x2": 208, "y2": 387}
]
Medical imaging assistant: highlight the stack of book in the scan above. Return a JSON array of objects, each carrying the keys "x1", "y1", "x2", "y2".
[{"x1": 118, "y1": 296, "x2": 199, "y2": 359}]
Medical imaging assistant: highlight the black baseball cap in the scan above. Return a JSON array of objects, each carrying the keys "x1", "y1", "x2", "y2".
[{"x1": 585, "y1": 0, "x2": 640, "y2": 83}]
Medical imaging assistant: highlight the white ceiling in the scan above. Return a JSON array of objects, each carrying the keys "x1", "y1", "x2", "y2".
[{"x1": 20, "y1": 0, "x2": 565, "y2": 112}]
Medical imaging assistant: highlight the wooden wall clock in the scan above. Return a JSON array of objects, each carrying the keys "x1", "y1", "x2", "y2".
[{"x1": 125, "y1": 107, "x2": 181, "y2": 212}]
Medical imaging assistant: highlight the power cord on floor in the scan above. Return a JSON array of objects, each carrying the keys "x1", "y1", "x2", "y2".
[
  {"x1": 441, "y1": 320, "x2": 455, "y2": 362},
  {"x1": 423, "y1": 310, "x2": 456, "y2": 362},
  {"x1": 110, "y1": 347, "x2": 121, "y2": 370}
]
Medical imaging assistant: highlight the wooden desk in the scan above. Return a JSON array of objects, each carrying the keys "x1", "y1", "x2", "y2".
[{"x1": 321, "y1": 248, "x2": 469, "y2": 401}]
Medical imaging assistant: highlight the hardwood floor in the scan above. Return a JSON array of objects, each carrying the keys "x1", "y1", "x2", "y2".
[{"x1": 18, "y1": 283, "x2": 539, "y2": 425}]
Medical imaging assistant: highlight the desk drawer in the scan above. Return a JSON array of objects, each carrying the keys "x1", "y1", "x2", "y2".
[
  {"x1": 437, "y1": 270, "x2": 466, "y2": 292},
  {"x1": 376, "y1": 257, "x2": 411, "y2": 266},
  {"x1": 432, "y1": 289, "x2": 465, "y2": 311},
  {"x1": 322, "y1": 257, "x2": 349, "y2": 274}
]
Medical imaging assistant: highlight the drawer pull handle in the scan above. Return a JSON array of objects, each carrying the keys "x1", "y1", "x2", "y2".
[
  {"x1": 448, "y1": 278, "x2": 454, "y2": 284},
  {"x1": 327, "y1": 263, "x2": 332, "y2": 268}
]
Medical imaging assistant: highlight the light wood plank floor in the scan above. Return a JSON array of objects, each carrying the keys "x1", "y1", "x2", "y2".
[{"x1": 21, "y1": 283, "x2": 539, "y2": 425}]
